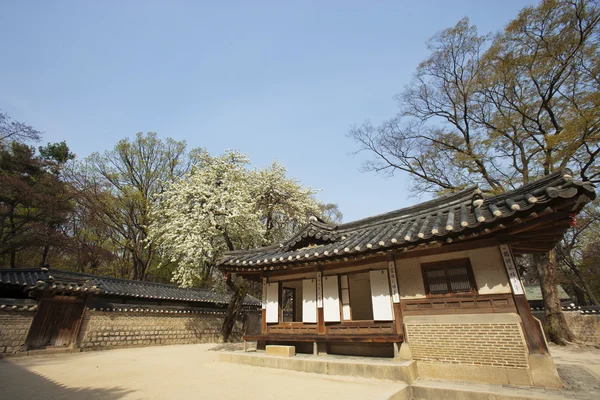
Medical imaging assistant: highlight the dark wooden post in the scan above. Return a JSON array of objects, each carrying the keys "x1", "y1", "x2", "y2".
[
  {"x1": 388, "y1": 252, "x2": 405, "y2": 339},
  {"x1": 499, "y1": 244, "x2": 548, "y2": 355},
  {"x1": 316, "y1": 269, "x2": 325, "y2": 335},
  {"x1": 261, "y1": 277, "x2": 267, "y2": 335}
]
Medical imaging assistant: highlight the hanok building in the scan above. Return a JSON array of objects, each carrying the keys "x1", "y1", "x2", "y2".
[{"x1": 217, "y1": 170, "x2": 595, "y2": 388}]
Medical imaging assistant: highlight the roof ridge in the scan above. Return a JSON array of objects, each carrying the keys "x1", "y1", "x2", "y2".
[{"x1": 47, "y1": 268, "x2": 216, "y2": 292}]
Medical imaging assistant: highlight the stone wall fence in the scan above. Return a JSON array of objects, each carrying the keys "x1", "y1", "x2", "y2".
[
  {"x1": 0, "y1": 302, "x2": 261, "y2": 355},
  {"x1": 532, "y1": 306, "x2": 600, "y2": 346},
  {"x1": 0, "y1": 299, "x2": 38, "y2": 355}
]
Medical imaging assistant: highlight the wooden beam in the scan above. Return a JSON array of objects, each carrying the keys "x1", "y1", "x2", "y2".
[
  {"x1": 393, "y1": 238, "x2": 500, "y2": 261},
  {"x1": 500, "y1": 244, "x2": 549, "y2": 355},
  {"x1": 243, "y1": 334, "x2": 403, "y2": 343},
  {"x1": 387, "y1": 252, "x2": 405, "y2": 338}
]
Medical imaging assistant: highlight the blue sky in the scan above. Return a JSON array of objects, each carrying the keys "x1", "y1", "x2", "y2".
[{"x1": 1, "y1": 1, "x2": 536, "y2": 222}]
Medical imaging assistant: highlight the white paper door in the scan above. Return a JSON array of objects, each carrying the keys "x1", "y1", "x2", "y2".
[
  {"x1": 322, "y1": 275, "x2": 341, "y2": 322},
  {"x1": 265, "y1": 282, "x2": 279, "y2": 323},
  {"x1": 369, "y1": 270, "x2": 393, "y2": 321},
  {"x1": 302, "y1": 279, "x2": 317, "y2": 323}
]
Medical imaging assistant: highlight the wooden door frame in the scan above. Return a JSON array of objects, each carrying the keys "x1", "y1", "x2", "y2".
[{"x1": 25, "y1": 296, "x2": 86, "y2": 350}]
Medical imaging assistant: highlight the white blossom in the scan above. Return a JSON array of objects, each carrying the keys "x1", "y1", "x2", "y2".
[{"x1": 148, "y1": 150, "x2": 322, "y2": 287}]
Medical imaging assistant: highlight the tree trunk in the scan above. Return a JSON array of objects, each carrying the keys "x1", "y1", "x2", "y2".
[
  {"x1": 573, "y1": 285, "x2": 588, "y2": 306},
  {"x1": 535, "y1": 250, "x2": 575, "y2": 345},
  {"x1": 571, "y1": 263, "x2": 600, "y2": 306},
  {"x1": 39, "y1": 244, "x2": 50, "y2": 268},
  {"x1": 10, "y1": 251, "x2": 16, "y2": 268},
  {"x1": 221, "y1": 275, "x2": 246, "y2": 342}
]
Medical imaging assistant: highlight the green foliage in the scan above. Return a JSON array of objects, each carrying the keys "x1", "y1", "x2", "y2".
[
  {"x1": 39, "y1": 141, "x2": 75, "y2": 175},
  {"x1": 0, "y1": 141, "x2": 74, "y2": 267},
  {"x1": 74, "y1": 132, "x2": 195, "y2": 280}
]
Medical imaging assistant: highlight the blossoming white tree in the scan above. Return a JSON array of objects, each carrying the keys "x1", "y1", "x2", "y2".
[{"x1": 149, "y1": 150, "x2": 329, "y2": 340}]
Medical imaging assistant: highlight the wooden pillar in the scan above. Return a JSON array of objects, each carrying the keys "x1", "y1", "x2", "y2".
[
  {"x1": 499, "y1": 244, "x2": 548, "y2": 355},
  {"x1": 261, "y1": 277, "x2": 267, "y2": 334},
  {"x1": 316, "y1": 270, "x2": 325, "y2": 335},
  {"x1": 387, "y1": 253, "x2": 405, "y2": 339}
]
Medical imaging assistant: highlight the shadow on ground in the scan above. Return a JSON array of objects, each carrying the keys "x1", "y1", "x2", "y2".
[{"x1": 0, "y1": 360, "x2": 134, "y2": 400}]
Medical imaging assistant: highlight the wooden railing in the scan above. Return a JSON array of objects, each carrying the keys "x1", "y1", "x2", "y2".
[
  {"x1": 267, "y1": 322, "x2": 318, "y2": 335},
  {"x1": 325, "y1": 320, "x2": 395, "y2": 335},
  {"x1": 401, "y1": 293, "x2": 516, "y2": 316},
  {"x1": 266, "y1": 320, "x2": 396, "y2": 336}
]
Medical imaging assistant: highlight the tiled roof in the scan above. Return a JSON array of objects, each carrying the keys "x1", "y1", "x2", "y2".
[
  {"x1": 0, "y1": 298, "x2": 38, "y2": 312},
  {"x1": 524, "y1": 284, "x2": 570, "y2": 301},
  {"x1": 218, "y1": 169, "x2": 595, "y2": 271},
  {"x1": 0, "y1": 268, "x2": 260, "y2": 306},
  {"x1": 0, "y1": 269, "x2": 48, "y2": 287}
]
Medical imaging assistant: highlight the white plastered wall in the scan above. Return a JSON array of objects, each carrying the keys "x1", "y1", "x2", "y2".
[{"x1": 397, "y1": 245, "x2": 510, "y2": 299}]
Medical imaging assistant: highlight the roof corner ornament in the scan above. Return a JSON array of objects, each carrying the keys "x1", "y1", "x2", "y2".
[{"x1": 569, "y1": 213, "x2": 577, "y2": 227}]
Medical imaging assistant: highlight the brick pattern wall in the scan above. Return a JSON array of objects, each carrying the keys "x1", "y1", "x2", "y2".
[
  {"x1": 78, "y1": 310, "x2": 243, "y2": 350},
  {"x1": 406, "y1": 322, "x2": 529, "y2": 368},
  {"x1": 0, "y1": 311, "x2": 33, "y2": 354}
]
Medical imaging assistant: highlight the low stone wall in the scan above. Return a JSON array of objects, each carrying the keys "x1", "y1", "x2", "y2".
[
  {"x1": 405, "y1": 313, "x2": 529, "y2": 369},
  {"x1": 533, "y1": 310, "x2": 600, "y2": 345},
  {"x1": 0, "y1": 311, "x2": 33, "y2": 354},
  {"x1": 77, "y1": 309, "x2": 245, "y2": 350}
]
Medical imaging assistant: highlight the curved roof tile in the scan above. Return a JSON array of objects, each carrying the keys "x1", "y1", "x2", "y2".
[{"x1": 218, "y1": 169, "x2": 595, "y2": 271}]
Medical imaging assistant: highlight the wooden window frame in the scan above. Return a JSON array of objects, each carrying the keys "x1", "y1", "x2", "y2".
[{"x1": 421, "y1": 258, "x2": 478, "y2": 298}]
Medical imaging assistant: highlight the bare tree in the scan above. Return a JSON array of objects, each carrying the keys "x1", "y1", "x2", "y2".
[
  {"x1": 0, "y1": 111, "x2": 42, "y2": 145},
  {"x1": 349, "y1": 0, "x2": 600, "y2": 344}
]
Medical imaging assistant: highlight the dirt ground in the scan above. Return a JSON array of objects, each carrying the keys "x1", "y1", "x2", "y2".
[
  {"x1": 0, "y1": 344, "x2": 403, "y2": 400},
  {"x1": 549, "y1": 343, "x2": 600, "y2": 379},
  {"x1": 1, "y1": 343, "x2": 599, "y2": 400}
]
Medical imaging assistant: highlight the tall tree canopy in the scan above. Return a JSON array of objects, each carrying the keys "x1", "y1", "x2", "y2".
[
  {"x1": 0, "y1": 141, "x2": 75, "y2": 268},
  {"x1": 148, "y1": 150, "x2": 326, "y2": 339},
  {"x1": 351, "y1": 1, "x2": 599, "y2": 193},
  {"x1": 73, "y1": 132, "x2": 196, "y2": 280},
  {"x1": 349, "y1": 0, "x2": 599, "y2": 344}
]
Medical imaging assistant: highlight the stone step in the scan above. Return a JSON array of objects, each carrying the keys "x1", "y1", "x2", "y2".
[
  {"x1": 220, "y1": 351, "x2": 418, "y2": 383},
  {"x1": 408, "y1": 378, "x2": 575, "y2": 400}
]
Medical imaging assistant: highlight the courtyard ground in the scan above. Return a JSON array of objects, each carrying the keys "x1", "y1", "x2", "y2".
[
  {"x1": 0, "y1": 343, "x2": 598, "y2": 400},
  {"x1": 0, "y1": 343, "x2": 403, "y2": 400}
]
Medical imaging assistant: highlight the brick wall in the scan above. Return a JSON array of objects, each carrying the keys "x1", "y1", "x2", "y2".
[
  {"x1": 405, "y1": 313, "x2": 529, "y2": 369},
  {"x1": 0, "y1": 311, "x2": 33, "y2": 354},
  {"x1": 78, "y1": 310, "x2": 245, "y2": 350}
]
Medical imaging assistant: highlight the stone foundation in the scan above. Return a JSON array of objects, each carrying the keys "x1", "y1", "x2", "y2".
[
  {"x1": 405, "y1": 313, "x2": 529, "y2": 369},
  {"x1": 404, "y1": 313, "x2": 561, "y2": 388},
  {"x1": 77, "y1": 310, "x2": 244, "y2": 350},
  {"x1": 0, "y1": 311, "x2": 34, "y2": 354}
]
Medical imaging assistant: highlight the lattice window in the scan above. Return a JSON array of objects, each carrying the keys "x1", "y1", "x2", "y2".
[{"x1": 421, "y1": 259, "x2": 477, "y2": 296}]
